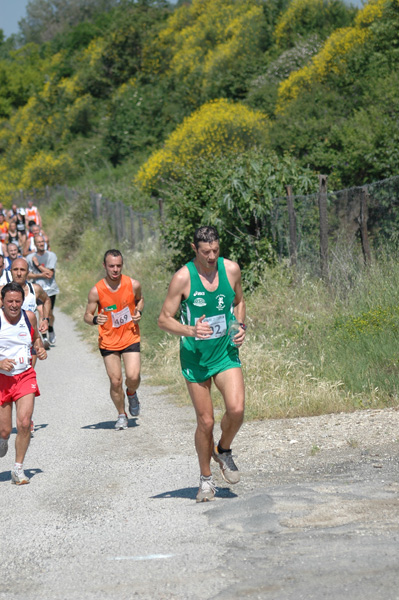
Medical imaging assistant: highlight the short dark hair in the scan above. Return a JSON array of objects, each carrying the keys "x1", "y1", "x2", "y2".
[
  {"x1": 193, "y1": 226, "x2": 219, "y2": 249},
  {"x1": 103, "y1": 249, "x2": 123, "y2": 264},
  {"x1": 1, "y1": 281, "x2": 25, "y2": 301}
]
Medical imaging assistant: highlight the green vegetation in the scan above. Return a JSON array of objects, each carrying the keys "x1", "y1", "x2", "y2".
[
  {"x1": 2, "y1": 0, "x2": 399, "y2": 200},
  {"x1": 3, "y1": 0, "x2": 399, "y2": 420},
  {"x1": 45, "y1": 193, "x2": 399, "y2": 420}
]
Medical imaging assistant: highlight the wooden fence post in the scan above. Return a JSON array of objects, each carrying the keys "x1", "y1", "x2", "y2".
[
  {"x1": 95, "y1": 193, "x2": 102, "y2": 221},
  {"x1": 318, "y1": 174, "x2": 329, "y2": 282},
  {"x1": 359, "y1": 187, "x2": 371, "y2": 265},
  {"x1": 129, "y1": 206, "x2": 135, "y2": 249},
  {"x1": 286, "y1": 185, "x2": 297, "y2": 267}
]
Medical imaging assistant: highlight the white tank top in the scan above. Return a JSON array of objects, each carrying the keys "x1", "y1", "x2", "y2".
[
  {"x1": 22, "y1": 282, "x2": 37, "y2": 313},
  {"x1": 0, "y1": 309, "x2": 33, "y2": 376}
]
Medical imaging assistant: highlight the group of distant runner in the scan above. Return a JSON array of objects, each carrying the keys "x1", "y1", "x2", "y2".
[
  {"x1": 0, "y1": 200, "x2": 59, "y2": 485},
  {"x1": 1, "y1": 220, "x2": 246, "y2": 503}
]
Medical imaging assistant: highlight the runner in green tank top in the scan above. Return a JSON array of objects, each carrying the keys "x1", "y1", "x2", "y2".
[
  {"x1": 158, "y1": 226, "x2": 246, "y2": 502},
  {"x1": 180, "y1": 257, "x2": 241, "y2": 382}
]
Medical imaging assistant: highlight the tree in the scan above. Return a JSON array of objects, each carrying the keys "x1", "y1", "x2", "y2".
[
  {"x1": 19, "y1": 0, "x2": 121, "y2": 43},
  {"x1": 160, "y1": 150, "x2": 315, "y2": 284}
]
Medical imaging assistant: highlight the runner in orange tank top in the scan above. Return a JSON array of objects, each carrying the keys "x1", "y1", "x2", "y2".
[{"x1": 84, "y1": 249, "x2": 144, "y2": 430}]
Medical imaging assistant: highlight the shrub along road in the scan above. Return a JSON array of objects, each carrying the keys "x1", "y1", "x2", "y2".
[{"x1": 1, "y1": 309, "x2": 399, "y2": 599}]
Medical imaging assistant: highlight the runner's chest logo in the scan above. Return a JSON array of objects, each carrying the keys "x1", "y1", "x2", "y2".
[
  {"x1": 193, "y1": 297, "x2": 206, "y2": 307},
  {"x1": 193, "y1": 290, "x2": 206, "y2": 307},
  {"x1": 216, "y1": 294, "x2": 226, "y2": 310}
]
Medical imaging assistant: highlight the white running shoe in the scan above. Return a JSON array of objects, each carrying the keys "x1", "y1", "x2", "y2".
[
  {"x1": 196, "y1": 475, "x2": 217, "y2": 503},
  {"x1": 11, "y1": 467, "x2": 29, "y2": 485},
  {"x1": 115, "y1": 413, "x2": 128, "y2": 430}
]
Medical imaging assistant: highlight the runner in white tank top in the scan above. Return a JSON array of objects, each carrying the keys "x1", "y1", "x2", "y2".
[{"x1": 0, "y1": 308, "x2": 33, "y2": 375}]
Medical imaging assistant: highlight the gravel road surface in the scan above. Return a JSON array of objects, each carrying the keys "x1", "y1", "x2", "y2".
[{"x1": 1, "y1": 309, "x2": 399, "y2": 600}]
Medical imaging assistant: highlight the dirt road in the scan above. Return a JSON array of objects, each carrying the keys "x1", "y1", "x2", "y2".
[{"x1": 1, "y1": 309, "x2": 399, "y2": 600}]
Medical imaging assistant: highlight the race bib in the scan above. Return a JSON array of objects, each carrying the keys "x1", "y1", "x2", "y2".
[
  {"x1": 111, "y1": 306, "x2": 132, "y2": 328},
  {"x1": 11, "y1": 346, "x2": 31, "y2": 372},
  {"x1": 195, "y1": 314, "x2": 227, "y2": 340}
]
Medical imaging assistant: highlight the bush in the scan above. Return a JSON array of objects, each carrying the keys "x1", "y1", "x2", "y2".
[
  {"x1": 135, "y1": 98, "x2": 269, "y2": 193},
  {"x1": 160, "y1": 150, "x2": 315, "y2": 285}
]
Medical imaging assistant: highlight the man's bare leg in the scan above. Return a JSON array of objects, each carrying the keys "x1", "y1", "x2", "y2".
[
  {"x1": 102, "y1": 353, "x2": 125, "y2": 414},
  {"x1": 186, "y1": 378, "x2": 214, "y2": 477},
  {"x1": 15, "y1": 394, "x2": 35, "y2": 464},
  {"x1": 213, "y1": 367, "x2": 245, "y2": 450},
  {"x1": 0, "y1": 402, "x2": 12, "y2": 450},
  {"x1": 122, "y1": 352, "x2": 141, "y2": 395}
]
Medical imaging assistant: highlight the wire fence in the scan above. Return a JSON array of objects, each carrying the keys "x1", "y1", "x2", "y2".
[
  {"x1": 11, "y1": 174, "x2": 399, "y2": 275},
  {"x1": 12, "y1": 185, "x2": 160, "y2": 250}
]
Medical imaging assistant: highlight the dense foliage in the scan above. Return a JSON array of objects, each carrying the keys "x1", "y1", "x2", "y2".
[
  {"x1": 0, "y1": 0, "x2": 399, "y2": 202},
  {"x1": 160, "y1": 150, "x2": 315, "y2": 284}
]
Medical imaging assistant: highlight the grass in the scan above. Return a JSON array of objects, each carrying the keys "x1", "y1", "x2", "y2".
[{"x1": 43, "y1": 190, "x2": 399, "y2": 421}]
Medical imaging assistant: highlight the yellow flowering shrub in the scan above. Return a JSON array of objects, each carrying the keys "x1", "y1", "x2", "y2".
[
  {"x1": 277, "y1": 0, "x2": 386, "y2": 111},
  {"x1": 154, "y1": 0, "x2": 264, "y2": 101},
  {"x1": 135, "y1": 98, "x2": 268, "y2": 191},
  {"x1": 20, "y1": 151, "x2": 75, "y2": 188},
  {"x1": 275, "y1": 0, "x2": 324, "y2": 47}
]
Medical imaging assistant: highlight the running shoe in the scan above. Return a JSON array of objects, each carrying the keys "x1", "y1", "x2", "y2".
[
  {"x1": 49, "y1": 331, "x2": 56, "y2": 345},
  {"x1": 30, "y1": 420, "x2": 34, "y2": 435},
  {"x1": 11, "y1": 467, "x2": 30, "y2": 485},
  {"x1": 42, "y1": 335, "x2": 50, "y2": 350},
  {"x1": 127, "y1": 390, "x2": 140, "y2": 417},
  {"x1": 0, "y1": 438, "x2": 8, "y2": 458},
  {"x1": 114, "y1": 413, "x2": 128, "y2": 430},
  {"x1": 196, "y1": 475, "x2": 217, "y2": 503},
  {"x1": 212, "y1": 445, "x2": 240, "y2": 484}
]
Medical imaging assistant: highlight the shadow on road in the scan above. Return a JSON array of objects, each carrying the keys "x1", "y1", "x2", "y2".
[
  {"x1": 0, "y1": 467, "x2": 43, "y2": 483},
  {"x1": 12, "y1": 423, "x2": 49, "y2": 435},
  {"x1": 81, "y1": 419, "x2": 139, "y2": 430},
  {"x1": 151, "y1": 486, "x2": 238, "y2": 501}
]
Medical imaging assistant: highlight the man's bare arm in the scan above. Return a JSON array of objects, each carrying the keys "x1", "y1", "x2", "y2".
[
  {"x1": 158, "y1": 267, "x2": 213, "y2": 339},
  {"x1": 34, "y1": 284, "x2": 51, "y2": 332},
  {"x1": 84, "y1": 286, "x2": 107, "y2": 326},
  {"x1": 132, "y1": 279, "x2": 144, "y2": 323}
]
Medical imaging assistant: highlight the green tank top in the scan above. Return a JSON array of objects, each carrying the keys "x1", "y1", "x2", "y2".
[{"x1": 180, "y1": 257, "x2": 238, "y2": 371}]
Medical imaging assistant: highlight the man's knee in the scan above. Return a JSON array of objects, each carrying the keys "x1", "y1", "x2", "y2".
[
  {"x1": 226, "y1": 402, "x2": 245, "y2": 423},
  {"x1": 109, "y1": 375, "x2": 123, "y2": 390},
  {"x1": 197, "y1": 412, "x2": 214, "y2": 434},
  {"x1": 0, "y1": 425, "x2": 11, "y2": 439},
  {"x1": 16, "y1": 416, "x2": 32, "y2": 432},
  {"x1": 125, "y1": 372, "x2": 140, "y2": 388}
]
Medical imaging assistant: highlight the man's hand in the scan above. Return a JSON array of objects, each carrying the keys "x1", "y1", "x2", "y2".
[
  {"x1": 231, "y1": 325, "x2": 246, "y2": 347},
  {"x1": 194, "y1": 315, "x2": 213, "y2": 339},
  {"x1": 36, "y1": 347, "x2": 47, "y2": 360},
  {"x1": 96, "y1": 309, "x2": 108, "y2": 325},
  {"x1": 0, "y1": 358, "x2": 16, "y2": 372},
  {"x1": 39, "y1": 318, "x2": 49, "y2": 333},
  {"x1": 132, "y1": 308, "x2": 142, "y2": 323}
]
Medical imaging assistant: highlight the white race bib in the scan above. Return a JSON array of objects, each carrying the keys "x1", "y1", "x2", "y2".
[
  {"x1": 111, "y1": 306, "x2": 132, "y2": 328},
  {"x1": 195, "y1": 314, "x2": 227, "y2": 341}
]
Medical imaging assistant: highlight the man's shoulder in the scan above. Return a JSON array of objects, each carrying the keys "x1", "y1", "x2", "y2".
[
  {"x1": 223, "y1": 258, "x2": 241, "y2": 276},
  {"x1": 168, "y1": 264, "x2": 190, "y2": 293}
]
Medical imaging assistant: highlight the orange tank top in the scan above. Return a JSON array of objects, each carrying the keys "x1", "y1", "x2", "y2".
[
  {"x1": 95, "y1": 274, "x2": 140, "y2": 350},
  {"x1": 25, "y1": 207, "x2": 39, "y2": 224}
]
